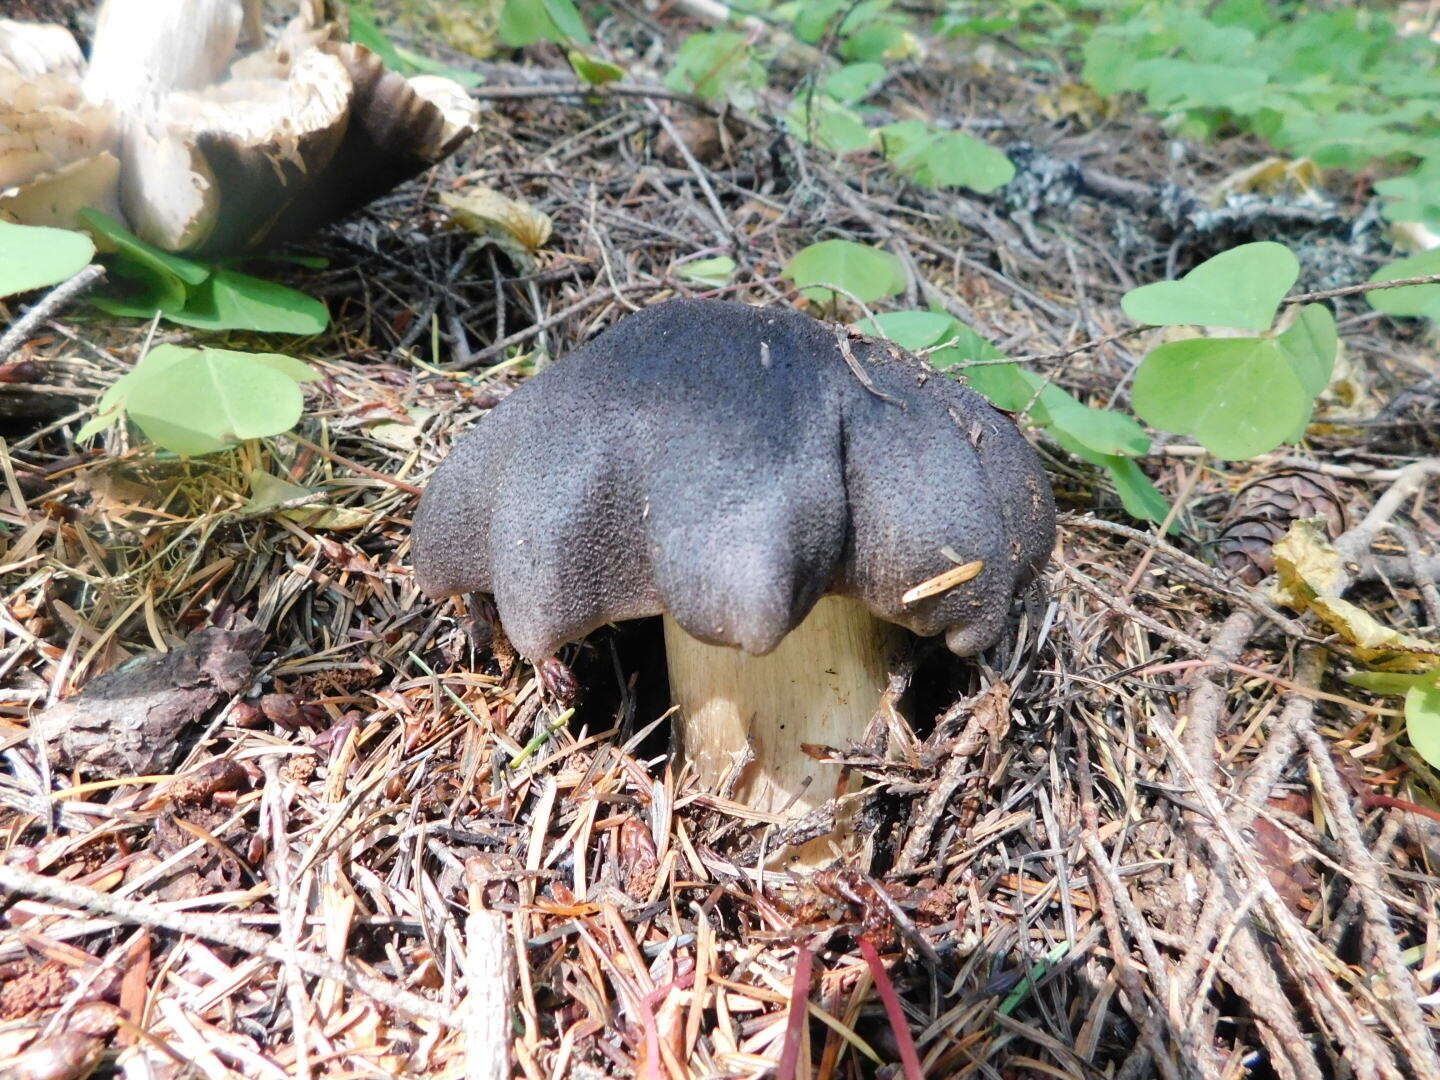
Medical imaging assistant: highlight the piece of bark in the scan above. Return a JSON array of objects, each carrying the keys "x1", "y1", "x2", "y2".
[{"x1": 33, "y1": 624, "x2": 262, "y2": 778}]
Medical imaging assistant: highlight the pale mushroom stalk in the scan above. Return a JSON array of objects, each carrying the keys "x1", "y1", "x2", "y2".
[
  {"x1": 412, "y1": 299, "x2": 1056, "y2": 871},
  {"x1": 663, "y1": 597, "x2": 902, "y2": 858}
]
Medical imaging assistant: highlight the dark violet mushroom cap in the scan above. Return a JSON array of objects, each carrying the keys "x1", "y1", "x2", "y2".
[{"x1": 412, "y1": 298, "x2": 1056, "y2": 659}]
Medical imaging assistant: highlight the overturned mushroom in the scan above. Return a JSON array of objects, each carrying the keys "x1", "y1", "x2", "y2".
[
  {"x1": 412, "y1": 299, "x2": 1056, "y2": 864},
  {"x1": 0, "y1": 0, "x2": 480, "y2": 253}
]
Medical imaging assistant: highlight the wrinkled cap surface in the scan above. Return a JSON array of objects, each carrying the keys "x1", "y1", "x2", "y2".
[{"x1": 412, "y1": 298, "x2": 1056, "y2": 658}]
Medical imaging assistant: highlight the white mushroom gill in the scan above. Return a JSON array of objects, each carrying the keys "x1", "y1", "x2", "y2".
[{"x1": 0, "y1": 0, "x2": 480, "y2": 253}]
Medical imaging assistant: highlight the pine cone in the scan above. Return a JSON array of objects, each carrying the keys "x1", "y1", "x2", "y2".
[{"x1": 1217, "y1": 470, "x2": 1348, "y2": 585}]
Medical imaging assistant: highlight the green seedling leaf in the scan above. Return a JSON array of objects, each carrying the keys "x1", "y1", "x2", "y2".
[
  {"x1": 1405, "y1": 671, "x2": 1440, "y2": 769},
  {"x1": 0, "y1": 221, "x2": 94, "y2": 297},
  {"x1": 80, "y1": 208, "x2": 208, "y2": 287},
  {"x1": 499, "y1": 0, "x2": 590, "y2": 45},
  {"x1": 164, "y1": 268, "x2": 330, "y2": 335},
  {"x1": 786, "y1": 96, "x2": 876, "y2": 155},
  {"x1": 782, "y1": 240, "x2": 905, "y2": 304},
  {"x1": 80, "y1": 344, "x2": 317, "y2": 454},
  {"x1": 1133, "y1": 336, "x2": 1310, "y2": 460},
  {"x1": 959, "y1": 360, "x2": 1031, "y2": 410},
  {"x1": 1104, "y1": 457, "x2": 1171, "y2": 524},
  {"x1": 666, "y1": 30, "x2": 763, "y2": 104},
  {"x1": 91, "y1": 259, "x2": 187, "y2": 317},
  {"x1": 541, "y1": 0, "x2": 590, "y2": 44},
  {"x1": 823, "y1": 61, "x2": 886, "y2": 104},
  {"x1": 879, "y1": 120, "x2": 1014, "y2": 194},
  {"x1": 852, "y1": 310, "x2": 956, "y2": 351},
  {"x1": 125, "y1": 349, "x2": 311, "y2": 455},
  {"x1": 1345, "y1": 671, "x2": 1436, "y2": 696},
  {"x1": 223, "y1": 253, "x2": 330, "y2": 270},
  {"x1": 1277, "y1": 303, "x2": 1337, "y2": 398},
  {"x1": 675, "y1": 256, "x2": 736, "y2": 287},
  {"x1": 1042, "y1": 396, "x2": 1151, "y2": 457},
  {"x1": 569, "y1": 50, "x2": 624, "y2": 85},
  {"x1": 1122, "y1": 242, "x2": 1299, "y2": 331},
  {"x1": 348, "y1": 10, "x2": 406, "y2": 68},
  {"x1": 1366, "y1": 249, "x2": 1440, "y2": 320}
]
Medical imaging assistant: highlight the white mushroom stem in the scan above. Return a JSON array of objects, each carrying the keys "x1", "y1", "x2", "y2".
[
  {"x1": 82, "y1": 0, "x2": 255, "y2": 113},
  {"x1": 663, "y1": 595, "x2": 903, "y2": 868}
]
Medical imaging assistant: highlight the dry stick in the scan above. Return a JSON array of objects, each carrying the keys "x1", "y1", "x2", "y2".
[
  {"x1": 1390, "y1": 524, "x2": 1440, "y2": 625},
  {"x1": 1148, "y1": 715, "x2": 1404, "y2": 1080},
  {"x1": 448, "y1": 283, "x2": 654, "y2": 371},
  {"x1": 0, "y1": 264, "x2": 107, "y2": 362},
  {"x1": 649, "y1": 104, "x2": 735, "y2": 249},
  {"x1": 1285, "y1": 272, "x2": 1440, "y2": 305},
  {"x1": 263, "y1": 760, "x2": 314, "y2": 1080},
  {"x1": 1299, "y1": 729, "x2": 1440, "y2": 1064},
  {"x1": 1163, "y1": 463, "x2": 1440, "y2": 1078},
  {"x1": 1056, "y1": 560, "x2": 1209, "y2": 654},
  {"x1": 0, "y1": 864, "x2": 457, "y2": 1028},
  {"x1": 1175, "y1": 649, "x2": 1329, "y2": 1080},
  {"x1": 1061, "y1": 515, "x2": 1309, "y2": 638},
  {"x1": 1335, "y1": 459, "x2": 1440, "y2": 564},
  {"x1": 1076, "y1": 737, "x2": 1188, "y2": 1080},
  {"x1": 463, "y1": 901, "x2": 514, "y2": 1080}
]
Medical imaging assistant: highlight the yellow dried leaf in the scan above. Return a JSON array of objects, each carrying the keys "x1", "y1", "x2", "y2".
[
  {"x1": 1307, "y1": 595, "x2": 1440, "y2": 672},
  {"x1": 1271, "y1": 518, "x2": 1440, "y2": 672},
  {"x1": 1208, "y1": 156, "x2": 1320, "y2": 204},
  {"x1": 1036, "y1": 83, "x2": 1117, "y2": 126},
  {"x1": 1271, "y1": 518, "x2": 1347, "y2": 602},
  {"x1": 442, "y1": 186, "x2": 552, "y2": 252}
]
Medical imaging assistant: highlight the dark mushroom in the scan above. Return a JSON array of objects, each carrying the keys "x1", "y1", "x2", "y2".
[{"x1": 412, "y1": 298, "x2": 1055, "y2": 864}]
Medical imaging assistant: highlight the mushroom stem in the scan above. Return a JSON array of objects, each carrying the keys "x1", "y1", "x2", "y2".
[{"x1": 663, "y1": 595, "x2": 903, "y2": 867}]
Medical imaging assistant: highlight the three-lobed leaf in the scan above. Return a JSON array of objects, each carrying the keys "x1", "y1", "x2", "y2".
[
  {"x1": 786, "y1": 96, "x2": 876, "y2": 155},
  {"x1": 1131, "y1": 302, "x2": 1336, "y2": 460},
  {"x1": 569, "y1": 50, "x2": 624, "y2": 85},
  {"x1": 852, "y1": 310, "x2": 955, "y2": 351},
  {"x1": 0, "y1": 221, "x2": 94, "y2": 298},
  {"x1": 879, "y1": 120, "x2": 1015, "y2": 194},
  {"x1": 163, "y1": 268, "x2": 329, "y2": 335},
  {"x1": 782, "y1": 240, "x2": 906, "y2": 304},
  {"x1": 1406, "y1": 671, "x2": 1440, "y2": 769},
  {"x1": 1366, "y1": 249, "x2": 1440, "y2": 320},
  {"x1": 1122, "y1": 241, "x2": 1299, "y2": 331},
  {"x1": 83, "y1": 210, "x2": 329, "y2": 333},
  {"x1": 79, "y1": 344, "x2": 319, "y2": 455},
  {"x1": 499, "y1": 0, "x2": 590, "y2": 47},
  {"x1": 675, "y1": 256, "x2": 736, "y2": 287}
]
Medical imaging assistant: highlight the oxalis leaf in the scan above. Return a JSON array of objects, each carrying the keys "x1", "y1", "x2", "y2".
[
  {"x1": 783, "y1": 240, "x2": 905, "y2": 304},
  {"x1": 163, "y1": 268, "x2": 330, "y2": 335},
  {"x1": 1405, "y1": 672, "x2": 1440, "y2": 770},
  {"x1": 786, "y1": 96, "x2": 876, "y2": 155},
  {"x1": 674, "y1": 256, "x2": 735, "y2": 287},
  {"x1": 80, "y1": 344, "x2": 319, "y2": 456},
  {"x1": 1367, "y1": 249, "x2": 1440, "y2": 320},
  {"x1": 80, "y1": 208, "x2": 207, "y2": 287},
  {"x1": 0, "y1": 221, "x2": 94, "y2": 298},
  {"x1": 1131, "y1": 304, "x2": 1336, "y2": 460},
  {"x1": 879, "y1": 120, "x2": 1015, "y2": 194},
  {"x1": 852, "y1": 310, "x2": 956, "y2": 351},
  {"x1": 1122, "y1": 242, "x2": 1299, "y2": 331}
]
